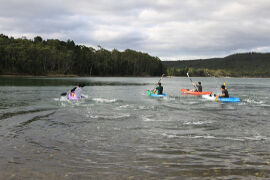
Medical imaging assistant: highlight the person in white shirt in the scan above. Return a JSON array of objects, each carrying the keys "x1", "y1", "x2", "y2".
[{"x1": 70, "y1": 84, "x2": 85, "y2": 98}]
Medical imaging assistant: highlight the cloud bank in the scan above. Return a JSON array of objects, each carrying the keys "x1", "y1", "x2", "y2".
[{"x1": 1, "y1": 0, "x2": 270, "y2": 60}]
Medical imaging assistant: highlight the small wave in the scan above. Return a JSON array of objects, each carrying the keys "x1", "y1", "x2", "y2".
[
  {"x1": 192, "y1": 135, "x2": 216, "y2": 139},
  {"x1": 134, "y1": 105, "x2": 156, "y2": 111},
  {"x1": 142, "y1": 116, "x2": 154, "y2": 122},
  {"x1": 115, "y1": 104, "x2": 151, "y2": 111},
  {"x1": 177, "y1": 135, "x2": 267, "y2": 142},
  {"x1": 82, "y1": 94, "x2": 89, "y2": 98},
  {"x1": 88, "y1": 113, "x2": 130, "y2": 120},
  {"x1": 165, "y1": 96, "x2": 177, "y2": 101},
  {"x1": 57, "y1": 97, "x2": 68, "y2": 102},
  {"x1": 244, "y1": 98, "x2": 264, "y2": 104},
  {"x1": 142, "y1": 115, "x2": 168, "y2": 122},
  {"x1": 162, "y1": 133, "x2": 177, "y2": 138},
  {"x1": 114, "y1": 104, "x2": 134, "y2": 110},
  {"x1": 57, "y1": 97, "x2": 85, "y2": 107},
  {"x1": 221, "y1": 136, "x2": 267, "y2": 142},
  {"x1": 138, "y1": 105, "x2": 147, "y2": 110},
  {"x1": 183, "y1": 121, "x2": 213, "y2": 125},
  {"x1": 244, "y1": 135, "x2": 267, "y2": 141},
  {"x1": 222, "y1": 137, "x2": 245, "y2": 141},
  {"x1": 92, "y1": 98, "x2": 118, "y2": 103},
  {"x1": 118, "y1": 105, "x2": 131, "y2": 108}
]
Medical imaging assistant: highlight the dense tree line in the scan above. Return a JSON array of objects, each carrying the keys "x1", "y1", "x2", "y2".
[
  {"x1": 163, "y1": 52, "x2": 270, "y2": 77},
  {"x1": 0, "y1": 34, "x2": 164, "y2": 76}
]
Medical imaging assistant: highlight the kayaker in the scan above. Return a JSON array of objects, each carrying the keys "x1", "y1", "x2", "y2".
[
  {"x1": 152, "y1": 82, "x2": 163, "y2": 95},
  {"x1": 70, "y1": 83, "x2": 85, "y2": 98},
  {"x1": 217, "y1": 85, "x2": 229, "y2": 98},
  {"x1": 192, "y1": 81, "x2": 202, "y2": 92}
]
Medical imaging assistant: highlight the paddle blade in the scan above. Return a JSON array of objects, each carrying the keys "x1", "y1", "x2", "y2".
[{"x1": 61, "y1": 92, "x2": 67, "y2": 96}]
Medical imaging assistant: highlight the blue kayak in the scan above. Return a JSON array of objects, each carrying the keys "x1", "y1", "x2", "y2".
[
  {"x1": 202, "y1": 95, "x2": 240, "y2": 102},
  {"x1": 219, "y1": 97, "x2": 240, "y2": 102},
  {"x1": 147, "y1": 90, "x2": 167, "y2": 97}
]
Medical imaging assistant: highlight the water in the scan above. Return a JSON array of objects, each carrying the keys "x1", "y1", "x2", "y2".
[{"x1": 0, "y1": 76, "x2": 270, "y2": 179}]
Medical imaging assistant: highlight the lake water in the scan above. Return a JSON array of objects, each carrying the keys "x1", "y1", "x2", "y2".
[{"x1": 0, "y1": 76, "x2": 270, "y2": 179}]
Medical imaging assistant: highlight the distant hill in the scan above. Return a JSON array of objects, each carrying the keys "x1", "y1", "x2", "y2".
[{"x1": 162, "y1": 52, "x2": 270, "y2": 77}]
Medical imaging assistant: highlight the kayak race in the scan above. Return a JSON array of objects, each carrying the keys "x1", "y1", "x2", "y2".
[
  {"x1": 179, "y1": 73, "x2": 241, "y2": 103},
  {"x1": 1, "y1": 75, "x2": 269, "y2": 180},
  {"x1": 1, "y1": 0, "x2": 270, "y2": 178}
]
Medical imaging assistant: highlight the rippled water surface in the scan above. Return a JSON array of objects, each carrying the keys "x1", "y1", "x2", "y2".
[{"x1": 0, "y1": 76, "x2": 270, "y2": 179}]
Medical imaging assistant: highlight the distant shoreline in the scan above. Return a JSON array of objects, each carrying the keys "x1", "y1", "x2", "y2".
[
  {"x1": 1, "y1": 74, "x2": 269, "y2": 78},
  {"x1": 0, "y1": 74, "x2": 79, "y2": 78}
]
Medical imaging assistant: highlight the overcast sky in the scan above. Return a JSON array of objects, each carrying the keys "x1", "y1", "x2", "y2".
[{"x1": 1, "y1": 0, "x2": 270, "y2": 60}]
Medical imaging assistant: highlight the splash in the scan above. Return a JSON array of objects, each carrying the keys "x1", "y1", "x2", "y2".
[{"x1": 92, "y1": 98, "x2": 118, "y2": 103}]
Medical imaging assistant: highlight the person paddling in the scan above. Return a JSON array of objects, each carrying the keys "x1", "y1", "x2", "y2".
[
  {"x1": 152, "y1": 82, "x2": 163, "y2": 95},
  {"x1": 216, "y1": 85, "x2": 229, "y2": 98},
  {"x1": 192, "y1": 81, "x2": 202, "y2": 92},
  {"x1": 70, "y1": 83, "x2": 85, "y2": 98}
]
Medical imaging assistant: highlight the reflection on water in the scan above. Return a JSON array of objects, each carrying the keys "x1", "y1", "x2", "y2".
[{"x1": 0, "y1": 76, "x2": 270, "y2": 179}]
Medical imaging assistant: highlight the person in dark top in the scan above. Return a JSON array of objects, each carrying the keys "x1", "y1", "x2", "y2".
[
  {"x1": 192, "y1": 81, "x2": 202, "y2": 92},
  {"x1": 217, "y1": 85, "x2": 229, "y2": 98},
  {"x1": 153, "y1": 82, "x2": 163, "y2": 95}
]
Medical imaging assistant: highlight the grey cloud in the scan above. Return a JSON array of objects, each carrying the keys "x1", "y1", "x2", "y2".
[
  {"x1": 0, "y1": 0, "x2": 70, "y2": 18},
  {"x1": 1, "y1": 0, "x2": 270, "y2": 60}
]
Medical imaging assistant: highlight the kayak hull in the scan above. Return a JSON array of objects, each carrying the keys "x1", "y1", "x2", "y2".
[
  {"x1": 67, "y1": 92, "x2": 81, "y2": 100},
  {"x1": 202, "y1": 95, "x2": 240, "y2": 102},
  {"x1": 219, "y1": 97, "x2": 241, "y2": 102},
  {"x1": 147, "y1": 90, "x2": 167, "y2": 97},
  {"x1": 181, "y1": 89, "x2": 212, "y2": 95}
]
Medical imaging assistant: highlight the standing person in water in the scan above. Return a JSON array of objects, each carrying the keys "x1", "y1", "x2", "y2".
[
  {"x1": 192, "y1": 81, "x2": 202, "y2": 92},
  {"x1": 70, "y1": 83, "x2": 85, "y2": 98},
  {"x1": 217, "y1": 85, "x2": 229, "y2": 98},
  {"x1": 152, "y1": 82, "x2": 163, "y2": 95}
]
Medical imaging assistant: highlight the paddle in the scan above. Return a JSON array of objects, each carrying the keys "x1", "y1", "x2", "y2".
[
  {"x1": 61, "y1": 92, "x2": 67, "y2": 96},
  {"x1": 151, "y1": 74, "x2": 165, "y2": 93},
  {"x1": 206, "y1": 71, "x2": 218, "y2": 96},
  {"x1": 158, "y1": 74, "x2": 165, "y2": 84},
  {"x1": 186, "y1": 72, "x2": 198, "y2": 92}
]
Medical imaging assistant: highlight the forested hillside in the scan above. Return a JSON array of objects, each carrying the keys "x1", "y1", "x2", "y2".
[
  {"x1": 0, "y1": 34, "x2": 164, "y2": 76},
  {"x1": 163, "y1": 53, "x2": 270, "y2": 77}
]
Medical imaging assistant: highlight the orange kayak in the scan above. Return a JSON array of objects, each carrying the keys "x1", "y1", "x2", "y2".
[{"x1": 180, "y1": 89, "x2": 212, "y2": 95}]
